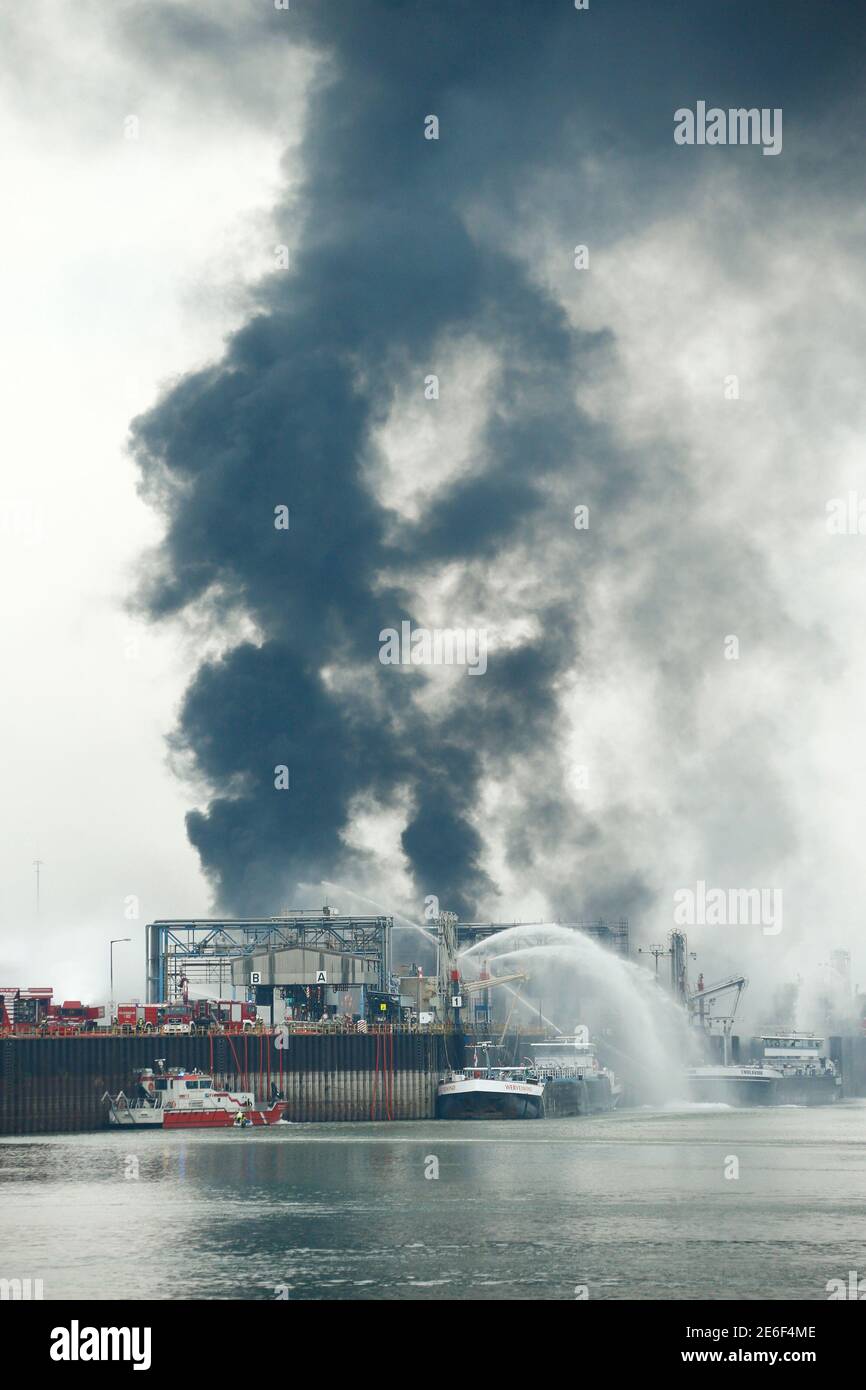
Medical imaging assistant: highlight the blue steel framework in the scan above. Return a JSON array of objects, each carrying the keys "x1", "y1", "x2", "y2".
[
  {"x1": 455, "y1": 919, "x2": 629, "y2": 955},
  {"x1": 455, "y1": 920, "x2": 630, "y2": 1026},
  {"x1": 145, "y1": 913, "x2": 393, "y2": 1003}
]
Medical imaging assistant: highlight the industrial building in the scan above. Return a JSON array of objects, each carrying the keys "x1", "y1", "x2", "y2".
[
  {"x1": 145, "y1": 910, "x2": 631, "y2": 1028},
  {"x1": 146, "y1": 909, "x2": 395, "y2": 1022}
]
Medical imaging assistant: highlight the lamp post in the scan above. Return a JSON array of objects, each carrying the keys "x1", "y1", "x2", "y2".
[{"x1": 110, "y1": 938, "x2": 131, "y2": 1023}]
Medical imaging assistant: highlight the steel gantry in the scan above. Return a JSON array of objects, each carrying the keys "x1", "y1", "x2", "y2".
[{"x1": 145, "y1": 911, "x2": 393, "y2": 1002}]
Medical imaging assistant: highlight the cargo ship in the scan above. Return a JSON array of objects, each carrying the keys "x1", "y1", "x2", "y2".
[
  {"x1": 103, "y1": 1065, "x2": 287, "y2": 1128},
  {"x1": 436, "y1": 1065, "x2": 544, "y2": 1118},
  {"x1": 687, "y1": 1031, "x2": 841, "y2": 1106},
  {"x1": 436, "y1": 1033, "x2": 620, "y2": 1119},
  {"x1": 436, "y1": 1043, "x2": 544, "y2": 1119},
  {"x1": 529, "y1": 1033, "x2": 621, "y2": 1115}
]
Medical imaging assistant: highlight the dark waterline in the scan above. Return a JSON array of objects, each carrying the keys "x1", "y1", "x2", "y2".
[{"x1": 2, "y1": 1103, "x2": 865, "y2": 1301}]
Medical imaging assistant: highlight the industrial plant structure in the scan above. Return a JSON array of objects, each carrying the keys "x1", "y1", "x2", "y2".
[{"x1": 146, "y1": 910, "x2": 393, "y2": 1010}]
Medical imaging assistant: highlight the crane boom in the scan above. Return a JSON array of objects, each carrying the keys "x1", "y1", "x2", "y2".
[
  {"x1": 461, "y1": 971, "x2": 528, "y2": 995},
  {"x1": 688, "y1": 974, "x2": 748, "y2": 1066},
  {"x1": 686, "y1": 974, "x2": 747, "y2": 1004}
]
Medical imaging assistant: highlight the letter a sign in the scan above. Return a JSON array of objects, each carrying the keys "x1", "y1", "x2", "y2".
[{"x1": 316, "y1": 970, "x2": 327, "y2": 984}]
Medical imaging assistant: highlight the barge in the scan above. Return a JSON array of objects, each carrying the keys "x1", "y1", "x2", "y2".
[
  {"x1": 437, "y1": 1059, "x2": 544, "y2": 1119},
  {"x1": 687, "y1": 1031, "x2": 841, "y2": 1106},
  {"x1": 529, "y1": 1033, "x2": 620, "y2": 1115},
  {"x1": 436, "y1": 1032, "x2": 620, "y2": 1119}
]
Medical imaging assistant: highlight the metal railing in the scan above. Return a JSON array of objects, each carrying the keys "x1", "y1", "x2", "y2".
[{"x1": 0, "y1": 1020, "x2": 449, "y2": 1040}]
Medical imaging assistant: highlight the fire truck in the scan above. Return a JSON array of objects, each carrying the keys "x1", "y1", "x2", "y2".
[
  {"x1": 116, "y1": 1003, "x2": 161, "y2": 1032},
  {"x1": 190, "y1": 999, "x2": 257, "y2": 1033},
  {"x1": 44, "y1": 1000, "x2": 105, "y2": 1034},
  {"x1": 114, "y1": 999, "x2": 257, "y2": 1034},
  {"x1": 0, "y1": 988, "x2": 103, "y2": 1034},
  {"x1": 1, "y1": 986, "x2": 53, "y2": 1031},
  {"x1": 114, "y1": 1001, "x2": 192, "y2": 1034}
]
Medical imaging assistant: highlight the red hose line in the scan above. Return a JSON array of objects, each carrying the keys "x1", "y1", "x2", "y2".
[
  {"x1": 370, "y1": 1030, "x2": 379, "y2": 1120},
  {"x1": 225, "y1": 1030, "x2": 242, "y2": 1080},
  {"x1": 389, "y1": 1028, "x2": 394, "y2": 1121}
]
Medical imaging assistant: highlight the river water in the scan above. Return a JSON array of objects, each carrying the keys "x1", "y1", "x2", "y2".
[{"x1": 2, "y1": 1103, "x2": 865, "y2": 1301}]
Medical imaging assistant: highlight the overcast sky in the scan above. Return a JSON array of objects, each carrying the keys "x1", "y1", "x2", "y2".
[
  {"x1": 0, "y1": 0, "x2": 306, "y2": 998},
  {"x1": 1, "y1": 1, "x2": 864, "y2": 1024}
]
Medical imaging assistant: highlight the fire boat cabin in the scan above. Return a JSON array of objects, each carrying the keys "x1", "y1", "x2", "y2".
[{"x1": 103, "y1": 1066, "x2": 287, "y2": 1129}]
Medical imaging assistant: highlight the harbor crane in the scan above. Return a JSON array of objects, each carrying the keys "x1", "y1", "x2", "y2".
[
  {"x1": 687, "y1": 974, "x2": 748, "y2": 1065},
  {"x1": 435, "y1": 911, "x2": 532, "y2": 1036},
  {"x1": 462, "y1": 972, "x2": 530, "y2": 1047}
]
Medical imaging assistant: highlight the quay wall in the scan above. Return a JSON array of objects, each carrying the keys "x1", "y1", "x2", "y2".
[{"x1": 0, "y1": 1030, "x2": 457, "y2": 1135}]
